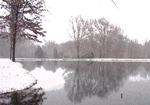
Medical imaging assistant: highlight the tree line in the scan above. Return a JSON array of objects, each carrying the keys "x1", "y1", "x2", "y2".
[
  {"x1": 0, "y1": 1, "x2": 143, "y2": 61},
  {"x1": 0, "y1": 16, "x2": 150, "y2": 59},
  {"x1": 60, "y1": 16, "x2": 149, "y2": 59}
]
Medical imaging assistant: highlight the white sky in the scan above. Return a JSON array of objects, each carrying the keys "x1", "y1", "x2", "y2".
[{"x1": 42, "y1": 0, "x2": 150, "y2": 44}]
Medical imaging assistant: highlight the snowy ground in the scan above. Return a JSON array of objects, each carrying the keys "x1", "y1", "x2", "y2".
[
  {"x1": 16, "y1": 58, "x2": 150, "y2": 62},
  {"x1": 0, "y1": 59, "x2": 37, "y2": 94}
]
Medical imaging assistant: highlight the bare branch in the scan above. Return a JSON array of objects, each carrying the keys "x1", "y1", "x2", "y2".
[
  {"x1": 110, "y1": 0, "x2": 119, "y2": 9},
  {"x1": 21, "y1": 0, "x2": 28, "y2": 20}
]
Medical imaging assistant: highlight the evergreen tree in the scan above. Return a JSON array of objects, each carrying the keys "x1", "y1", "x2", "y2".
[
  {"x1": 53, "y1": 47, "x2": 58, "y2": 58},
  {"x1": 35, "y1": 46, "x2": 45, "y2": 58}
]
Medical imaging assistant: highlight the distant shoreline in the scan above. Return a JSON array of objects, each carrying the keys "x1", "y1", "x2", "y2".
[{"x1": 1, "y1": 58, "x2": 149, "y2": 62}]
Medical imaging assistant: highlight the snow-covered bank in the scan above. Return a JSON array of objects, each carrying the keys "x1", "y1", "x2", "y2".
[
  {"x1": 0, "y1": 59, "x2": 37, "y2": 94},
  {"x1": 16, "y1": 58, "x2": 150, "y2": 62}
]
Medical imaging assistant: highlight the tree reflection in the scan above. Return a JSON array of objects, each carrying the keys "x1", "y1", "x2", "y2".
[
  {"x1": 36, "y1": 61, "x2": 43, "y2": 67},
  {"x1": 42, "y1": 61, "x2": 58, "y2": 72},
  {"x1": 20, "y1": 61, "x2": 58, "y2": 72},
  {"x1": 65, "y1": 62, "x2": 84, "y2": 103},
  {"x1": 0, "y1": 87, "x2": 46, "y2": 105},
  {"x1": 19, "y1": 61, "x2": 37, "y2": 71},
  {"x1": 64, "y1": 62, "x2": 129, "y2": 103},
  {"x1": 95, "y1": 63, "x2": 126, "y2": 98}
]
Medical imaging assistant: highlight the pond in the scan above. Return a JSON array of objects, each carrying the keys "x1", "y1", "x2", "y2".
[{"x1": 0, "y1": 61, "x2": 150, "y2": 105}]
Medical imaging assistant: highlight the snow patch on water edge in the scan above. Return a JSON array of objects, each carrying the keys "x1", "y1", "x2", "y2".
[{"x1": 0, "y1": 59, "x2": 37, "y2": 94}]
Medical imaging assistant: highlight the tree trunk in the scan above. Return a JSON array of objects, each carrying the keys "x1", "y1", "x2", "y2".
[
  {"x1": 12, "y1": 29, "x2": 17, "y2": 62},
  {"x1": 11, "y1": 1, "x2": 18, "y2": 62},
  {"x1": 77, "y1": 44, "x2": 80, "y2": 58},
  {"x1": 10, "y1": 36, "x2": 12, "y2": 60}
]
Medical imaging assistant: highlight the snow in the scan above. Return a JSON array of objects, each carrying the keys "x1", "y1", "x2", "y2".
[
  {"x1": 30, "y1": 67, "x2": 66, "y2": 91},
  {"x1": 16, "y1": 58, "x2": 150, "y2": 62},
  {"x1": 0, "y1": 59, "x2": 37, "y2": 94}
]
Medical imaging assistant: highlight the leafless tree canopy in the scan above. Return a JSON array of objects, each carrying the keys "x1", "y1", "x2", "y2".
[
  {"x1": 69, "y1": 16, "x2": 87, "y2": 58},
  {"x1": 0, "y1": 0, "x2": 47, "y2": 41},
  {"x1": 69, "y1": 15, "x2": 126, "y2": 58}
]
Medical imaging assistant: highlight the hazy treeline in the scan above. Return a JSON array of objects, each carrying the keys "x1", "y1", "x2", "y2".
[
  {"x1": 0, "y1": 16, "x2": 150, "y2": 59},
  {"x1": 0, "y1": 33, "x2": 149, "y2": 59},
  {"x1": 0, "y1": 38, "x2": 37, "y2": 58}
]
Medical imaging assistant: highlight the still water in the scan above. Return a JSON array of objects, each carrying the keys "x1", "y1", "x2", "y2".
[{"x1": 1, "y1": 61, "x2": 150, "y2": 105}]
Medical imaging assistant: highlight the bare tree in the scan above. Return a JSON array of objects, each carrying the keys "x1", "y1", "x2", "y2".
[
  {"x1": 93, "y1": 18, "x2": 109, "y2": 58},
  {"x1": 0, "y1": 0, "x2": 47, "y2": 61},
  {"x1": 69, "y1": 15, "x2": 87, "y2": 58},
  {"x1": 85, "y1": 19, "x2": 96, "y2": 55}
]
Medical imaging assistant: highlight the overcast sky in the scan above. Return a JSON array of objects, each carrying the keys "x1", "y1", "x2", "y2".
[{"x1": 42, "y1": 0, "x2": 150, "y2": 44}]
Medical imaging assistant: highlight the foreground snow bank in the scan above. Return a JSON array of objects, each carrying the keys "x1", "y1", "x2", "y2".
[{"x1": 0, "y1": 59, "x2": 37, "y2": 94}]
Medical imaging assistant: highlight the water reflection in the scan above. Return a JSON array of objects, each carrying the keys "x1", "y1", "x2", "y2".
[
  {"x1": 43, "y1": 61, "x2": 58, "y2": 72},
  {"x1": 64, "y1": 62, "x2": 128, "y2": 103},
  {"x1": 30, "y1": 67, "x2": 65, "y2": 91},
  {"x1": 129, "y1": 65, "x2": 150, "y2": 82},
  {"x1": 19, "y1": 61, "x2": 37, "y2": 71},
  {"x1": 0, "y1": 87, "x2": 46, "y2": 105},
  {"x1": 36, "y1": 61, "x2": 43, "y2": 67},
  {"x1": 59, "y1": 62, "x2": 150, "y2": 103},
  {"x1": 19, "y1": 61, "x2": 150, "y2": 104},
  {"x1": 20, "y1": 61, "x2": 58, "y2": 72}
]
